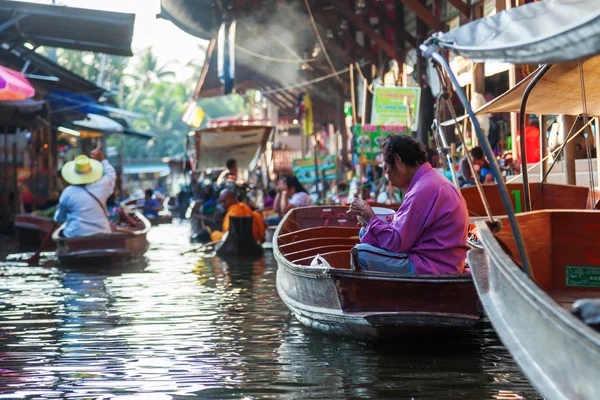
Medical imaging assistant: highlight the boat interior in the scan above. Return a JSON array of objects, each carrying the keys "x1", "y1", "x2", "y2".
[
  {"x1": 491, "y1": 210, "x2": 600, "y2": 312},
  {"x1": 462, "y1": 183, "x2": 598, "y2": 218}
]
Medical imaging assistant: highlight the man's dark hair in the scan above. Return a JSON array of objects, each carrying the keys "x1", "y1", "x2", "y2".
[
  {"x1": 380, "y1": 134, "x2": 427, "y2": 167},
  {"x1": 145, "y1": 189, "x2": 153, "y2": 198},
  {"x1": 226, "y1": 158, "x2": 237, "y2": 170},
  {"x1": 470, "y1": 146, "x2": 484, "y2": 160}
]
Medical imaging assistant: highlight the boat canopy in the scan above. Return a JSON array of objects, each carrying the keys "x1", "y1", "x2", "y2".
[
  {"x1": 430, "y1": 0, "x2": 600, "y2": 64},
  {"x1": 193, "y1": 125, "x2": 272, "y2": 172},
  {"x1": 441, "y1": 55, "x2": 600, "y2": 126}
]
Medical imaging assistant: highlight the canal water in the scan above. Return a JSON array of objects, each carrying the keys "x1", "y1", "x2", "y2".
[{"x1": 0, "y1": 221, "x2": 541, "y2": 399}]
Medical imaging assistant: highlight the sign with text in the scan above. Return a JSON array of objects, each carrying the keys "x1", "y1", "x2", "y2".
[
  {"x1": 352, "y1": 125, "x2": 409, "y2": 164},
  {"x1": 371, "y1": 86, "x2": 421, "y2": 131},
  {"x1": 292, "y1": 155, "x2": 337, "y2": 184}
]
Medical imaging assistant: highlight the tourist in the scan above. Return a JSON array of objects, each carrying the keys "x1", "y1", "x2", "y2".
[
  {"x1": 210, "y1": 189, "x2": 266, "y2": 243},
  {"x1": 347, "y1": 134, "x2": 469, "y2": 274},
  {"x1": 264, "y1": 188, "x2": 276, "y2": 208},
  {"x1": 142, "y1": 189, "x2": 162, "y2": 218},
  {"x1": 107, "y1": 187, "x2": 137, "y2": 229},
  {"x1": 53, "y1": 149, "x2": 116, "y2": 238},
  {"x1": 457, "y1": 146, "x2": 486, "y2": 188},
  {"x1": 216, "y1": 158, "x2": 238, "y2": 187}
]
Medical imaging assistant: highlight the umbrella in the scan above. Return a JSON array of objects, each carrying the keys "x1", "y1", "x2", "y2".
[{"x1": 0, "y1": 65, "x2": 35, "y2": 100}]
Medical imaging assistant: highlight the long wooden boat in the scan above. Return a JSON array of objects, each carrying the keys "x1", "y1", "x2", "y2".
[
  {"x1": 147, "y1": 214, "x2": 173, "y2": 226},
  {"x1": 14, "y1": 213, "x2": 56, "y2": 249},
  {"x1": 274, "y1": 205, "x2": 480, "y2": 341},
  {"x1": 52, "y1": 212, "x2": 151, "y2": 266},
  {"x1": 468, "y1": 210, "x2": 600, "y2": 400}
]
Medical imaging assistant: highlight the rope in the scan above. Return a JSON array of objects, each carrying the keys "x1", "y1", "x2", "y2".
[
  {"x1": 234, "y1": 44, "x2": 318, "y2": 63},
  {"x1": 303, "y1": 0, "x2": 344, "y2": 86},
  {"x1": 507, "y1": 117, "x2": 596, "y2": 184},
  {"x1": 579, "y1": 61, "x2": 596, "y2": 207}
]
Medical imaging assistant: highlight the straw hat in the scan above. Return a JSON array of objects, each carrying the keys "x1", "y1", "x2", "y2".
[{"x1": 61, "y1": 155, "x2": 103, "y2": 185}]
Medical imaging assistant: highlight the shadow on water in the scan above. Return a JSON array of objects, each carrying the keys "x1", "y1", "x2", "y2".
[{"x1": 0, "y1": 222, "x2": 541, "y2": 399}]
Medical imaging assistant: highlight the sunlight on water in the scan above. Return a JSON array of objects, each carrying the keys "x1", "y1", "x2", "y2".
[{"x1": 0, "y1": 220, "x2": 541, "y2": 399}]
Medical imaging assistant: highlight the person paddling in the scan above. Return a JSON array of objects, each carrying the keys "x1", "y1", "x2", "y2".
[{"x1": 53, "y1": 149, "x2": 116, "y2": 238}]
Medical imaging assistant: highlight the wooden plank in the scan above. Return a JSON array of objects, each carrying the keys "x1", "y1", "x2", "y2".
[
  {"x1": 446, "y1": 0, "x2": 470, "y2": 18},
  {"x1": 193, "y1": 37, "x2": 216, "y2": 99},
  {"x1": 365, "y1": 0, "x2": 417, "y2": 48},
  {"x1": 399, "y1": 0, "x2": 443, "y2": 31},
  {"x1": 330, "y1": 0, "x2": 402, "y2": 65}
]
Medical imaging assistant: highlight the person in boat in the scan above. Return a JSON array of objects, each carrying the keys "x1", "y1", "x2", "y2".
[
  {"x1": 53, "y1": 150, "x2": 117, "y2": 238},
  {"x1": 457, "y1": 146, "x2": 488, "y2": 187},
  {"x1": 209, "y1": 189, "x2": 266, "y2": 243},
  {"x1": 106, "y1": 187, "x2": 137, "y2": 229},
  {"x1": 347, "y1": 134, "x2": 469, "y2": 274},
  {"x1": 264, "y1": 188, "x2": 276, "y2": 209},
  {"x1": 216, "y1": 158, "x2": 238, "y2": 187},
  {"x1": 142, "y1": 189, "x2": 163, "y2": 218}
]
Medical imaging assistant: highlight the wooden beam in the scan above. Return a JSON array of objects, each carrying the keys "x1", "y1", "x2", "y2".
[
  {"x1": 446, "y1": 0, "x2": 470, "y2": 18},
  {"x1": 193, "y1": 38, "x2": 216, "y2": 99},
  {"x1": 399, "y1": 0, "x2": 443, "y2": 31},
  {"x1": 365, "y1": 0, "x2": 416, "y2": 48},
  {"x1": 330, "y1": 0, "x2": 402, "y2": 65}
]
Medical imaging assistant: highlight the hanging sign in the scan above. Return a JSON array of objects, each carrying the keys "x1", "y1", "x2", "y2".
[
  {"x1": 353, "y1": 124, "x2": 409, "y2": 164},
  {"x1": 292, "y1": 155, "x2": 337, "y2": 184},
  {"x1": 371, "y1": 86, "x2": 421, "y2": 132}
]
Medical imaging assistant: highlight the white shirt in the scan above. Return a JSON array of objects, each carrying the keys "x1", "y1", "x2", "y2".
[
  {"x1": 54, "y1": 160, "x2": 116, "y2": 238},
  {"x1": 289, "y1": 192, "x2": 313, "y2": 207}
]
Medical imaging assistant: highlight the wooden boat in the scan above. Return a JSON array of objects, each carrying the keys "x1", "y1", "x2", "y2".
[
  {"x1": 469, "y1": 210, "x2": 600, "y2": 400},
  {"x1": 215, "y1": 215, "x2": 264, "y2": 258},
  {"x1": 121, "y1": 196, "x2": 173, "y2": 226},
  {"x1": 461, "y1": 182, "x2": 599, "y2": 218},
  {"x1": 14, "y1": 213, "x2": 56, "y2": 249},
  {"x1": 274, "y1": 205, "x2": 480, "y2": 341},
  {"x1": 147, "y1": 214, "x2": 173, "y2": 226},
  {"x1": 52, "y1": 212, "x2": 151, "y2": 266}
]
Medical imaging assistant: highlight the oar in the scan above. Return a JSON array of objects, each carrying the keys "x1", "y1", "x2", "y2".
[
  {"x1": 180, "y1": 239, "x2": 220, "y2": 255},
  {"x1": 28, "y1": 222, "x2": 58, "y2": 266}
]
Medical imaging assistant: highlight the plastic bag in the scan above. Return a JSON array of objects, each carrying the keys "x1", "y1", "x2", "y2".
[{"x1": 310, "y1": 254, "x2": 331, "y2": 267}]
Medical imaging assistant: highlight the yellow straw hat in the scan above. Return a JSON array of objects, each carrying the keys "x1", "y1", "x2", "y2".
[{"x1": 61, "y1": 155, "x2": 103, "y2": 185}]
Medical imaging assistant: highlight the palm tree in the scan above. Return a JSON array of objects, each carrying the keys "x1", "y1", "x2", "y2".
[{"x1": 130, "y1": 47, "x2": 177, "y2": 89}]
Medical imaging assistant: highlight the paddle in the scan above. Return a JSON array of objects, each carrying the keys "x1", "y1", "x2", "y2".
[{"x1": 28, "y1": 222, "x2": 58, "y2": 266}]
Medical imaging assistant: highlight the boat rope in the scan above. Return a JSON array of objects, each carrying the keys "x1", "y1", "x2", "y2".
[
  {"x1": 435, "y1": 63, "x2": 495, "y2": 223},
  {"x1": 234, "y1": 44, "x2": 318, "y2": 63},
  {"x1": 303, "y1": 0, "x2": 344, "y2": 87},
  {"x1": 508, "y1": 117, "x2": 595, "y2": 184},
  {"x1": 579, "y1": 61, "x2": 596, "y2": 208}
]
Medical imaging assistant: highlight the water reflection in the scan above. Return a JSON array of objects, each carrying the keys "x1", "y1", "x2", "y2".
[{"x1": 0, "y1": 221, "x2": 541, "y2": 399}]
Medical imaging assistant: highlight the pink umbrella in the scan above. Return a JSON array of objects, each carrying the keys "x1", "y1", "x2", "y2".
[{"x1": 0, "y1": 65, "x2": 35, "y2": 101}]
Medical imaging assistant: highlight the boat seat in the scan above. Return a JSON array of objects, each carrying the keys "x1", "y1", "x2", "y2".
[
  {"x1": 277, "y1": 226, "x2": 359, "y2": 245},
  {"x1": 293, "y1": 249, "x2": 352, "y2": 269},
  {"x1": 278, "y1": 237, "x2": 359, "y2": 254},
  {"x1": 287, "y1": 245, "x2": 355, "y2": 263}
]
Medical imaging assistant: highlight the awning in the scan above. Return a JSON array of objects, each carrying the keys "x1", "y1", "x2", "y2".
[
  {"x1": 72, "y1": 113, "x2": 124, "y2": 133},
  {"x1": 158, "y1": 0, "x2": 220, "y2": 41},
  {"x1": 0, "y1": 98, "x2": 46, "y2": 126},
  {"x1": 193, "y1": 125, "x2": 272, "y2": 171},
  {"x1": 0, "y1": 66, "x2": 34, "y2": 100},
  {"x1": 432, "y1": 0, "x2": 600, "y2": 64},
  {"x1": 441, "y1": 55, "x2": 600, "y2": 126},
  {"x1": 124, "y1": 164, "x2": 170, "y2": 177},
  {"x1": 47, "y1": 90, "x2": 142, "y2": 119},
  {"x1": 0, "y1": 1, "x2": 135, "y2": 56}
]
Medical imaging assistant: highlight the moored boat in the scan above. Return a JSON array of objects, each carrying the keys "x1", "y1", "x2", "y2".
[
  {"x1": 52, "y1": 212, "x2": 151, "y2": 266},
  {"x1": 274, "y1": 205, "x2": 480, "y2": 341},
  {"x1": 14, "y1": 213, "x2": 56, "y2": 249},
  {"x1": 469, "y1": 210, "x2": 600, "y2": 400}
]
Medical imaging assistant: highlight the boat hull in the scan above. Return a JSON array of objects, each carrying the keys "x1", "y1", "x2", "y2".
[
  {"x1": 469, "y1": 216, "x2": 600, "y2": 400},
  {"x1": 53, "y1": 213, "x2": 150, "y2": 267}
]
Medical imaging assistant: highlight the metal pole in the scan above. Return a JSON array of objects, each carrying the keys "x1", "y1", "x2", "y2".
[
  {"x1": 427, "y1": 49, "x2": 532, "y2": 278},
  {"x1": 519, "y1": 64, "x2": 551, "y2": 211},
  {"x1": 540, "y1": 115, "x2": 548, "y2": 182}
]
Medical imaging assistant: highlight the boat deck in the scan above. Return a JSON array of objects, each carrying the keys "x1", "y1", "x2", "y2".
[{"x1": 550, "y1": 290, "x2": 600, "y2": 310}]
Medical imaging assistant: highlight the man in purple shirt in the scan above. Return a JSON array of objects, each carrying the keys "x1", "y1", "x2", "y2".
[{"x1": 348, "y1": 135, "x2": 469, "y2": 275}]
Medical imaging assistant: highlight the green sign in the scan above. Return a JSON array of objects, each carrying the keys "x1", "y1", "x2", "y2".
[
  {"x1": 566, "y1": 266, "x2": 600, "y2": 288},
  {"x1": 353, "y1": 124, "x2": 409, "y2": 164},
  {"x1": 292, "y1": 155, "x2": 337, "y2": 184},
  {"x1": 371, "y1": 86, "x2": 421, "y2": 131}
]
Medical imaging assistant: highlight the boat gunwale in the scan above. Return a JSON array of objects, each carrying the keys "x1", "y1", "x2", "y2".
[
  {"x1": 474, "y1": 211, "x2": 600, "y2": 347},
  {"x1": 52, "y1": 212, "x2": 151, "y2": 244}
]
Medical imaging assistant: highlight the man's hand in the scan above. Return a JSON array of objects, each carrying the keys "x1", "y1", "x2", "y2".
[
  {"x1": 347, "y1": 197, "x2": 376, "y2": 223},
  {"x1": 90, "y1": 148, "x2": 105, "y2": 161}
]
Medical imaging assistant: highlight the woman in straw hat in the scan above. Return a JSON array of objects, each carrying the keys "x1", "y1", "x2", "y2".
[{"x1": 53, "y1": 149, "x2": 117, "y2": 238}]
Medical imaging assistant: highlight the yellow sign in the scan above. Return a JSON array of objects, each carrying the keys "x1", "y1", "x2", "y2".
[{"x1": 182, "y1": 100, "x2": 205, "y2": 128}]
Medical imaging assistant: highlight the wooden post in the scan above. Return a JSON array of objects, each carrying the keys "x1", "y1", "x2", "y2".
[
  {"x1": 349, "y1": 64, "x2": 357, "y2": 126},
  {"x1": 3, "y1": 126, "x2": 7, "y2": 215},
  {"x1": 313, "y1": 140, "x2": 321, "y2": 200},
  {"x1": 596, "y1": 117, "x2": 600, "y2": 189},
  {"x1": 540, "y1": 115, "x2": 548, "y2": 182},
  {"x1": 561, "y1": 115, "x2": 577, "y2": 185},
  {"x1": 509, "y1": 65, "x2": 519, "y2": 160},
  {"x1": 12, "y1": 142, "x2": 18, "y2": 214},
  {"x1": 471, "y1": 63, "x2": 486, "y2": 148}
]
